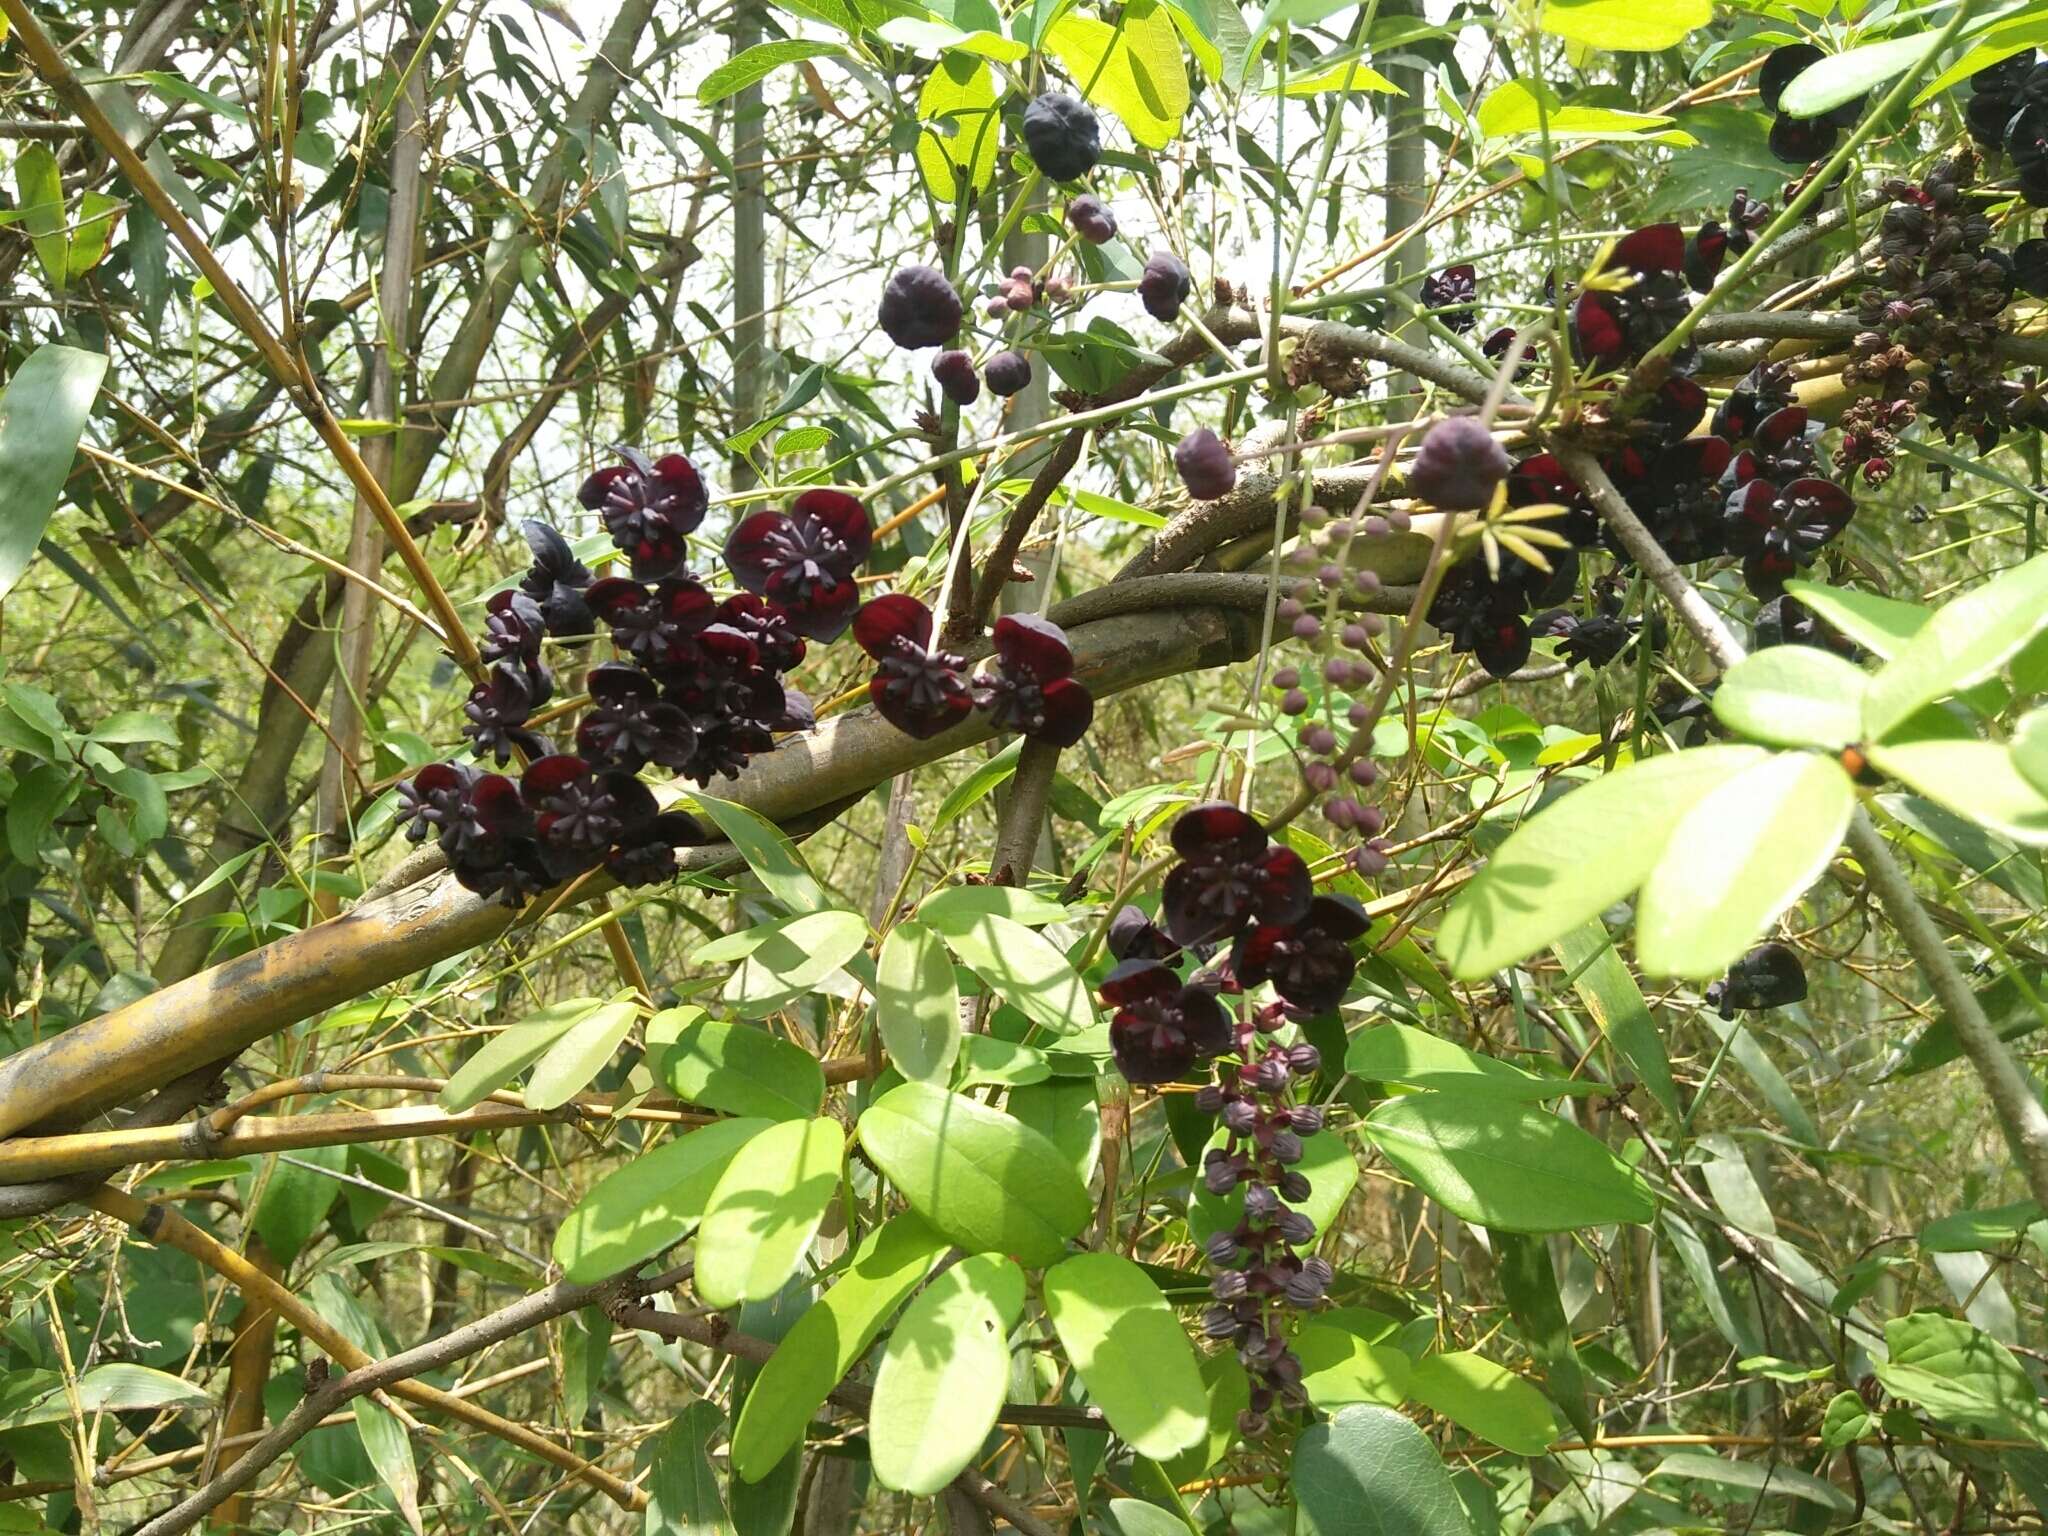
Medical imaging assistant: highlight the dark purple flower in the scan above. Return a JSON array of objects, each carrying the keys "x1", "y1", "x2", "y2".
[
  {"x1": 602, "y1": 774, "x2": 705, "y2": 889},
  {"x1": 716, "y1": 592, "x2": 807, "y2": 673},
  {"x1": 520, "y1": 754, "x2": 620, "y2": 861},
  {"x1": 1759, "y1": 43, "x2": 1826, "y2": 116},
  {"x1": 1725, "y1": 476, "x2": 1856, "y2": 595},
  {"x1": 1704, "y1": 941, "x2": 1808, "y2": 1019},
  {"x1": 463, "y1": 660, "x2": 553, "y2": 765},
  {"x1": 403, "y1": 763, "x2": 540, "y2": 902},
  {"x1": 854, "y1": 594, "x2": 973, "y2": 739},
  {"x1": 1108, "y1": 904, "x2": 1175, "y2": 962},
  {"x1": 972, "y1": 613, "x2": 1093, "y2": 746},
  {"x1": 480, "y1": 590, "x2": 546, "y2": 667},
  {"x1": 577, "y1": 662, "x2": 697, "y2": 773},
  {"x1": 983, "y1": 351, "x2": 1032, "y2": 398},
  {"x1": 579, "y1": 447, "x2": 708, "y2": 579},
  {"x1": 724, "y1": 489, "x2": 871, "y2": 642},
  {"x1": 586, "y1": 576, "x2": 715, "y2": 664},
  {"x1": 1175, "y1": 428, "x2": 1236, "y2": 500},
  {"x1": 1531, "y1": 608, "x2": 1632, "y2": 669},
  {"x1": 397, "y1": 761, "x2": 480, "y2": 843},
  {"x1": 1068, "y1": 194, "x2": 1117, "y2": 244},
  {"x1": 1406, "y1": 415, "x2": 1509, "y2": 511},
  {"x1": 1419, "y1": 264, "x2": 1477, "y2": 332},
  {"x1": 1022, "y1": 92, "x2": 1101, "y2": 181},
  {"x1": 518, "y1": 519, "x2": 594, "y2": 640},
  {"x1": 1160, "y1": 803, "x2": 1312, "y2": 947},
  {"x1": 1685, "y1": 222, "x2": 1730, "y2": 294},
  {"x1": 1571, "y1": 224, "x2": 1692, "y2": 369},
  {"x1": 932, "y1": 349, "x2": 981, "y2": 405},
  {"x1": 1730, "y1": 406, "x2": 1819, "y2": 487},
  {"x1": 1712, "y1": 363, "x2": 1796, "y2": 442},
  {"x1": 1233, "y1": 894, "x2": 1369, "y2": 1013},
  {"x1": 1101, "y1": 959, "x2": 1231, "y2": 1084}
]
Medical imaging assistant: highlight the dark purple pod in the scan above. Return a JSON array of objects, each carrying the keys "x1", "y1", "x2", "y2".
[
  {"x1": 1021, "y1": 92, "x2": 1101, "y2": 181},
  {"x1": 931, "y1": 348, "x2": 981, "y2": 405},
  {"x1": 1139, "y1": 250, "x2": 1193, "y2": 322},
  {"x1": 877, "y1": 264, "x2": 963, "y2": 349},
  {"x1": 1174, "y1": 427, "x2": 1236, "y2": 501},
  {"x1": 983, "y1": 350, "x2": 1032, "y2": 397},
  {"x1": 1067, "y1": 193, "x2": 1117, "y2": 244}
]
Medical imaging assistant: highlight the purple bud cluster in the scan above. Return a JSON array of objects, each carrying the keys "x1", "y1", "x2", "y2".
[
  {"x1": 400, "y1": 447, "x2": 858, "y2": 905},
  {"x1": 1838, "y1": 154, "x2": 2044, "y2": 478},
  {"x1": 1196, "y1": 1026, "x2": 1334, "y2": 1435}
]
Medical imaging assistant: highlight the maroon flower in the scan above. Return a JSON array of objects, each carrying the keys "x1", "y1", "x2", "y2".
[
  {"x1": 854, "y1": 595, "x2": 972, "y2": 739},
  {"x1": 463, "y1": 660, "x2": 552, "y2": 765},
  {"x1": 1233, "y1": 894, "x2": 1369, "y2": 1013},
  {"x1": 578, "y1": 446, "x2": 708, "y2": 579},
  {"x1": 1571, "y1": 224, "x2": 1692, "y2": 369},
  {"x1": 480, "y1": 590, "x2": 546, "y2": 667},
  {"x1": 1725, "y1": 477, "x2": 1856, "y2": 596},
  {"x1": 716, "y1": 592, "x2": 807, "y2": 673},
  {"x1": 518, "y1": 519, "x2": 594, "y2": 640},
  {"x1": 1419, "y1": 264, "x2": 1478, "y2": 332},
  {"x1": 577, "y1": 662, "x2": 696, "y2": 773},
  {"x1": 723, "y1": 489, "x2": 872, "y2": 642},
  {"x1": 1102, "y1": 959, "x2": 1231, "y2": 1084},
  {"x1": 602, "y1": 773, "x2": 706, "y2": 889},
  {"x1": 399, "y1": 763, "x2": 543, "y2": 902},
  {"x1": 1161, "y1": 803, "x2": 1312, "y2": 948},
  {"x1": 1684, "y1": 222, "x2": 1730, "y2": 294},
  {"x1": 585, "y1": 576, "x2": 715, "y2": 664},
  {"x1": 973, "y1": 614, "x2": 1093, "y2": 747},
  {"x1": 1730, "y1": 406, "x2": 1819, "y2": 486},
  {"x1": 1108, "y1": 904, "x2": 1175, "y2": 962}
]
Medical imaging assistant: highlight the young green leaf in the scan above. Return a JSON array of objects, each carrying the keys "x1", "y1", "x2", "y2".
[
  {"x1": 663, "y1": 1017, "x2": 827, "y2": 1121},
  {"x1": 1438, "y1": 746, "x2": 1769, "y2": 979},
  {"x1": 1635, "y1": 750, "x2": 1853, "y2": 979},
  {"x1": 1294, "y1": 1405, "x2": 1479, "y2": 1536},
  {"x1": 1873, "y1": 1311, "x2": 2048, "y2": 1446},
  {"x1": 699, "y1": 41, "x2": 849, "y2": 103},
  {"x1": 1493, "y1": 1231, "x2": 1594, "y2": 1441},
  {"x1": 869, "y1": 1253, "x2": 1026, "y2": 1493},
  {"x1": 1292, "y1": 1324, "x2": 1411, "y2": 1411},
  {"x1": 553, "y1": 1118, "x2": 771, "y2": 1282},
  {"x1": 687, "y1": 791, "x2": 834, "y2": 913},
  {"x1": 694, "y1": 1117, "x2": 846, "y2": 1309},
  {"x1": 1538, "y1": 0, "x2": 1707, "y2": 52},
  {"x1": 1777, "y1": 32, "x2": 1941, "y2": 120},
  {"x1": 1711, "y1": 646, "x2": 1868, "y2": 750},
  {"x1": 875, "y1": 922, "x2": 960, "y2": 1083},
  {"x1": 1864, "y1": 551, "x2": 2048, "y2": 741},
  {"x1": 931, "y1": 912, "x2": 1094, "y2": 1034},
  {"x1": 730, "y1": 1213, "x2": 948, "y2": 1481},
  {"x1": 918, "y1": 883, "x2": 1070, "y2": 928},
  {"x1": 1408, "y1": 1351, "x2": 1559, "y2": 1455},
  {"x1": 724, "y1": 910, "x2": 870, "y2": 1016},
  {"x1": 856, "y1": 1083, "x2": 1090, "y2": 1266},
  {"x1": 1781, "y1": 578, "x2": 1929, "y2": 660},
  {"x1": 1361, "y1": 1092, "x2": 1655, "y2": 1231},
  {"x1": 1867, "y1": 738, "x2": 2048, "y2": 846},
  {"x1": 644, "y1": 1401, "x2": 736, "y2": 1536},
  {"x1": 439, "y1": 997, "x2": 607, "y2": 1112},
  {"x1": 1043, "y1": 1252, "x2": 1207, "y2": 1459},
  {"x1": 1553, "y1": 923, "x2": 1679, "y2": 1120},
  {"x1": 525, "y1": 998, "x2": 640, "y2": 1110}
]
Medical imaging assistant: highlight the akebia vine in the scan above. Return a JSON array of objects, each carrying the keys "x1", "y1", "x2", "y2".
[{"x1": 12, "y1": 2, "x2": 2048, "y2": 1533}]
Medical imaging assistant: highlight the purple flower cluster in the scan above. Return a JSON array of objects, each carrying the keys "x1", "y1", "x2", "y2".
[
  {"x1": 1092, "y1": 803, "x2": 1361, "y2": 1433},
  {"x1": 1197, "y1": 1028, "x2": 1333, "y2": 1434},
  {"x1": 853, "y1": 598, "x2": 1094, "y2": 746},
  {"x1": 402, "y1": 447, "x2": 855, "y2": 904}
]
